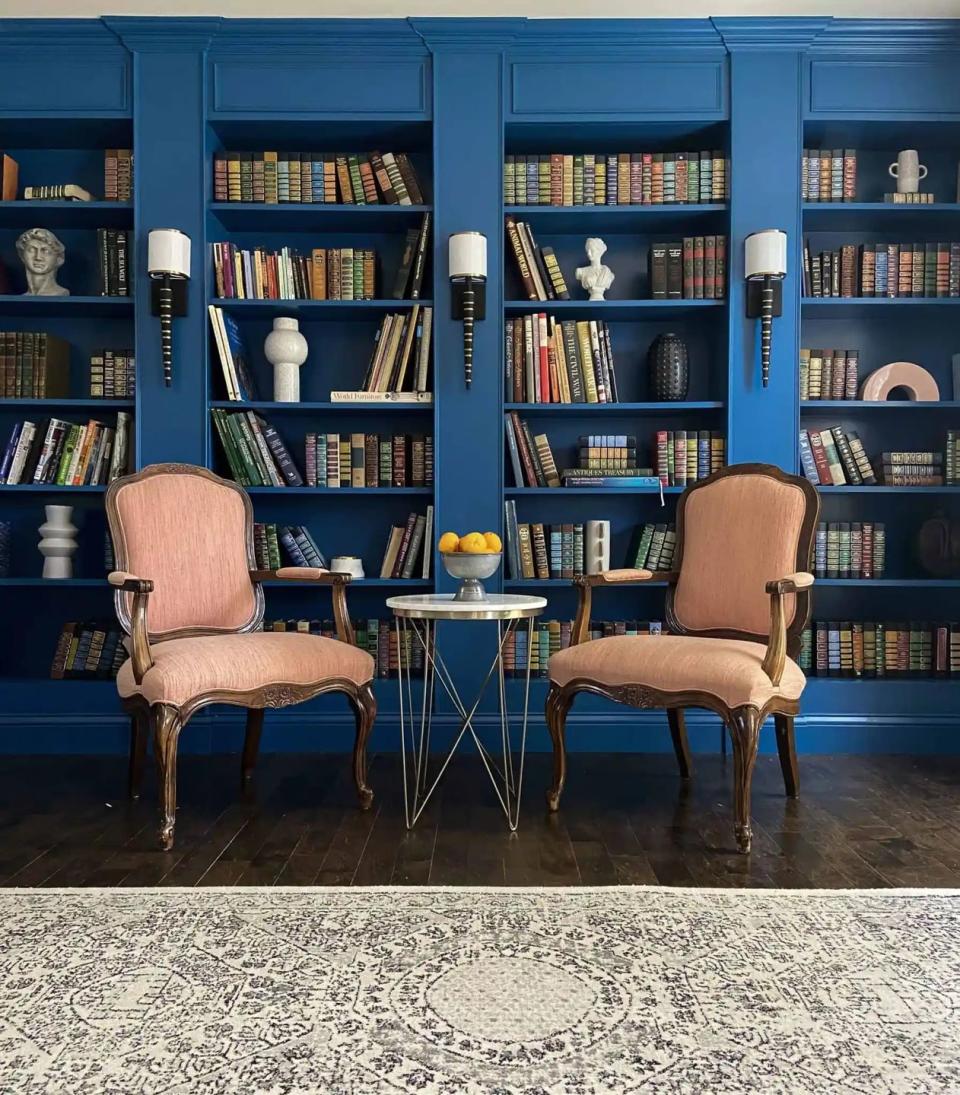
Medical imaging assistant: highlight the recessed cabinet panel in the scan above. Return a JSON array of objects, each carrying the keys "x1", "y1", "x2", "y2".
[
  {"x1": 0, "y1": 58, "x2": 129, "y2": 113},
  {"x1": 809, "y1": 59, "x2": 960, "y2": 116}
]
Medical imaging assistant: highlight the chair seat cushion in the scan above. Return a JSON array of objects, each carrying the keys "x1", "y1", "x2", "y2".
[
  {"x1": 549, "y1": 634, "x2": 805, "y2": 711},
  {"x1": 117, "y1": 631, "x2": 374, "y2": 709}
]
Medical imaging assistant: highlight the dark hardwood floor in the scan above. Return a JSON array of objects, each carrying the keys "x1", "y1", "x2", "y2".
[{"x1": 2, "y1": 751, "x2": 959, "y2": 888}]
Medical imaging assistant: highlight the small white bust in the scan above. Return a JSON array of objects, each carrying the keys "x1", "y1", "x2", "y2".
[
  {"x1": 575, "y1": 237, "x2": 614, "y2": 301},
  {"x1": 17, "y1": 227, "x2": 69, "y2": 297}
]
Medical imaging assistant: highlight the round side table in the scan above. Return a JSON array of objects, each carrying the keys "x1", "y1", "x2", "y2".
[{"x1": 386, "y1": 593, "x2": 547, "y2": 831}]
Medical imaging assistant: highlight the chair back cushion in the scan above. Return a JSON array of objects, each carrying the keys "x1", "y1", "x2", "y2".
[
  {"x1": 108, "y1": 465, "x2": 259, "y2": 638},
  {"x1": 670, "y1": 466, "x2": 813, "y2": 640}
]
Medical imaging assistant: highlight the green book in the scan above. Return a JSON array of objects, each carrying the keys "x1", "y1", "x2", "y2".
[
  {"x1": 630, "y1": 523, "x2": 656, "y2": 568},
  {"x1": 55, "y1": 425, "x2": 81, "y2": 485}
]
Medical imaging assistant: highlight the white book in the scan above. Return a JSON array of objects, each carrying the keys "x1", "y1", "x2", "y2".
[
  {"x1": 329, "y1": 390, "x2": 432, "y2": 403},
  {"x1": 422, "y1": 504, "x2": 434, "y2": 580},
  {"x1": 64, "y1": 424, "x2": 88, "y2": 485},
  {"x1": 415, "y1": 306, "x2": 433, "y2": 392},
  {"x1": 246, "y1": 412, "x2": 283, "y2": 488},
  {"x1": 7, "y1": 421, "x2": 36, "y2": 484},
  {"x1": 91, "y1": 428, "x2": 114, "y2": 486},
  {"x1": 208, "y1": 305, "x2": 239, "y2": 401},
  {"x1": 108, "y1": 412, "x2": 130, "y2": 483}
]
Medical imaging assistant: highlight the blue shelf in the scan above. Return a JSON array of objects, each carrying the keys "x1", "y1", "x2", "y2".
[
  {"x1": 0, "y1": 295, "x2": 134, "y2": 317},
  {"x1": 504, "y1": 401, "x2": 724, "y2": 413},
  {"x1": 801, "y1": 400, "x2": 960, "y2": 411},
  {"x1": 506, "y1": 299, "x2": 724, "y2": 320},
  {"x1": 802, "y1": 297, "x2": 960, "y2": 318},
  {"x1": 505, "y1": 486, "x2": 682, "y2": 495},
  {"x1": 213, "y1": 298, "x2": 431, "y2": 320},
  {"x1": 209, "y1": 400, "x2": 432, "y2": 412},
  {"x1": 817, "y1": 486, "x2": 960, "y2": 494},
  {"x1": 0, "y1": 201, "x2": 133, "y2": 228},
  {"x1": 815, "y1": 578, "x2": 960, "y2": 588},
  {"x1": 0, "y1": 484, "x2": 106, "y2": 493},
  {"x1": 0, "y1": 399, "x2": 135, "y2": 410},
  {"x1": 262, "y1": 578, "x2": 432, "y2": 588},
  {"x1": 0, "y1": 578, "x2": 109, "y2": 587},
  {"x1": 802, "y1": 201, "x2": 960, "y2": 230},
  {"x1": 504, "y1": 203, "x2": 727, "y2": 233},
  {"x1": 244, "y1": 486, "x2": 433, "y2": 495},
  {"x1": 209, "y1": 202, "x2": 432, "y2": 232},
  {"x1": 503, "y1": 578, "x2": 669, "y2": 588}
]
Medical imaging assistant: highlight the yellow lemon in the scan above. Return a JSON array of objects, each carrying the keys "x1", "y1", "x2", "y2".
[
  {"x1": 483, "y1": 532, "x2": 503, "y2": 552},
  {"x1": 459, "y1": 532, "x2": 489, "y2": 554},
  {"x1": 438, "y1": 531, "x2": 461, "y2": 554}
]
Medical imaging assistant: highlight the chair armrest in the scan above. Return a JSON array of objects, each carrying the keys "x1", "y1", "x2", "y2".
[
  {"x1": 761, "y1": 572, "x2": 815, "y2": 685},
  {"x1": 571, "y1": 568, "x2": 671, "y2": 645},
  {"x1": 250, "y1": 568, "x2": 355, "y2": 645},
  {"x1": 107, "y1": 570, "x2": 154, "y2": 684}
]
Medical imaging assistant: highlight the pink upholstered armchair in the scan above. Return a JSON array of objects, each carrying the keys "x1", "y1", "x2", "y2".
[
  {"x1": 546, "y1": 463, "x2": 819, "y2": 853},
  {"x1": 106, "y1": 463, "x2": 376, "y2": 849}
]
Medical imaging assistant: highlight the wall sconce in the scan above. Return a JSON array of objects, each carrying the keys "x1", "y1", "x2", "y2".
[
  {"x1": 449, "y1": 231, "x2": 487, "y2": 388},
  {"x1": 148, "y1": 228, "x2": 191, "y2": 388},
  {"x1": 745, "y1": 229, "x2": 787, "y2": 388}
]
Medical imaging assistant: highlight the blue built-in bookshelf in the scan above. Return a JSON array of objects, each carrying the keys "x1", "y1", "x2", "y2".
[{"x1": 0, "y1": 16, "x2": 959, "y2": 757}]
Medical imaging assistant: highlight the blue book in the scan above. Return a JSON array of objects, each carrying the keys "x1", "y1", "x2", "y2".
[
  {"x1": 560, "y1": 475, "x2": 661, "y2": 488},
  {"x1": 875, "y1": 246, "x2": 888, "y2": 297},
  {"x1": 312, "y1": 155, "x2": 324, "y2": 203},
  {"x1": 504, "y1": 414, "x2": 524, "y2": 488},
  {"x1": 0, "y1": 421, "x2": 21, "y2": 482},
  {"x1": 798, "y1": 430, "x2": 819, "y2": 485},
  {"x1": 279, "y1": 526, "x2": 309, "y2": 566},
  {"x1": 220, "y1": 310, "x2": 260, "y2": 401}
]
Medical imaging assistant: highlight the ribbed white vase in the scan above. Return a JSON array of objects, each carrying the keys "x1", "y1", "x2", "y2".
[
  {"x1": 38, "y1": 504, "x2": 77, "y2": 579},
  {"x1": 264, "y1": 317, "x2": 308, "y2": 402}
]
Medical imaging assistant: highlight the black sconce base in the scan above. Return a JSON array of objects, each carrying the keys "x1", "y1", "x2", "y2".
[
  {"x1": 150, "y1": 277, "x2": 188, "y2": 317},
  {"x1": 746, "y1": 278, "x2": 782, "y2": 319}
]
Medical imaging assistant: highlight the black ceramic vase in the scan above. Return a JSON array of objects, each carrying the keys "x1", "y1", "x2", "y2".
[{"x1": 647, "y1": 333, "x2": 689, "y2": 401}]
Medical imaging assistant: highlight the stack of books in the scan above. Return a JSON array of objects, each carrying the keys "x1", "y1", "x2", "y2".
[
  {"x1": 799, "y1": 426, "x2": 875, "y2": 486},
  {"x1": 505, "y1": 315, "x2": 618, "y2": 403},
  {"x1": 213, "y1": 150, "x2": 425, "y2": 205},
  {"x1": 341, "y1": 305, "x2": 432, "y2": 396},
  {"x1": 97, "y1": 230, "x2": 131, "y2": 296},
  {"x1": 379, "y1": 508, "x2": 433, "y2": 579},
  {"x1": 0, "y1": 413, "x2": 131, "y2": 486},
  {"x1": 89, "y1": 349, "x2": 135, "y2": 399},
  {"x1": 654, "y1": 430, "x2": 725, "y2": 487},
  {"x1": 504, "y1": 513, "x2": 586, "y2": 580},
  {"x1": 801, "y1": 149, "x2": 857, "y2": 202},
  {"x1": 50, "y1": 622, "x2": 126, "y2": 679},
  {"x1": 799, "y1": 620, "x2": 960, "y2": 677},
  {"x1": 504, "y1": 619, "x2": 666, "y2": 678},
  {"x1": 212, "y1": 244, "x2": 377, "y2": 300},
  {"x1": 103, "y1": 150, "x2": 133, "y2": 201},
  {"x1": 650, "y1": 237, "x2": 726, "y2": 299},
  {"x1": 505, "y1": 216, "x2": 570, "y2": 302},
  {"x1": 210, "y1": 409, "x2": 302, "y2": 487},
  {"x1": 802, "y1": 240, "x2": 960, "y2": 297},
  {"x1": 814, "y1": 522, "x2": 886, "y2": 578},
  {"x1": 504, "y1": 151, "x2": 727, "y2": 206},
  {"x1": 266, "y1": 618, "x2": 427, "y2": 678},
  {"x1": 0, "y1": 332, "x2": 70, "y2": 398},
  {"x1": 627, "y1": 523, "x2": 677, "y2": 572},
  {"x1": 253, "y1": 523, "x2": 326, "y2": 570},
  {"x1": 208, "y1": 306, "x2": 259, "y2": 401},
  {"x1": 304, "y1": 432, "x2": 433, "y2": 489},
  {"x1": 799, "y1": 348, "x2": 859, "y2": 400}
]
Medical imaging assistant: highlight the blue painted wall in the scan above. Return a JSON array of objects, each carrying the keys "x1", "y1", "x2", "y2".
[{"x1": 0, "y1": 16, "x2": 959, "y2": 755}]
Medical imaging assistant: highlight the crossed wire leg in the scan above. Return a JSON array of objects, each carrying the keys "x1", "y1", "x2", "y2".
[{"x1": 396, "y1": 616, "x2": 535, "y2": 831}]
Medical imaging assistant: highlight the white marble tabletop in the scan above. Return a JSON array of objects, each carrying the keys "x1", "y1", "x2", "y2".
[{"x1": 386, "y1": 593, "x2": 547, "y2": 620}]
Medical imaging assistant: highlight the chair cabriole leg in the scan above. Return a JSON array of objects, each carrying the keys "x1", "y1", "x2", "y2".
[
  {"x1": 666, "y1": 707, "x2": 692, "y2": 780},
  {"x1": 727, "y1": 705, "x2": 761, "y2": 854},
  {"x1": 774, "y1": 712, "x2": 799, "y2": 798},
  {"x1": 349, "y1": 681, "x2": 376, "y2": 810},
  {"x1": 152, "y1": 703, "x2": 182, "y2": 851}
]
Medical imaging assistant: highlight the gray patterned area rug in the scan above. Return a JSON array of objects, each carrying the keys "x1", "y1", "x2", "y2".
[{"x1": 1, "y1": 887, "x2": 959, "y2": 1094}]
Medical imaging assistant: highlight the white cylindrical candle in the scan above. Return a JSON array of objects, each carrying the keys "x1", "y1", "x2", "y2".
[
  {"x1": 148, "y1": 228, "x2": 191, "y2": 277},
  {"x1": 745, "y1": 229, "x2": 787, "y2": 278},
  {"x1": 449, "y1": 231, "x2": 487, "y2": 278}
]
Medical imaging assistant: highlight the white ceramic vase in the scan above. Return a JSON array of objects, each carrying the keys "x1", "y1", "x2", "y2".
[
  {"x1": 585, "y1": 519, "x2": 611, "y2": 575},
  {"x1": 264, "y1": 317, "x2": 308, "y2": 402},
  {"x1": 38, "y1": 504, "x2": 77, "y2": 579}
]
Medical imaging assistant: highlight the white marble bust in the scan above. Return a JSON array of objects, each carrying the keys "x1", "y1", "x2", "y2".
[
  {"x1": 17, "y1": 227, "x2": 69, "y2": 297},
  {"x1": 575, "y1": 237, "x2": 614, "y2": 301}
]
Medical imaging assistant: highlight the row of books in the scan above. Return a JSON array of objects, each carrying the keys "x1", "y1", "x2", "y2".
[
  {"x1": 0, "y1": 413, "x2": 131, "y2": 486},
  {"x1": 380, "y1": 508, "x2": 433, "y2": 580},
  {"x1": 802, "y1": 241, "x2": 960, "y2": 298},
  {"x1": 209, "y1": 305, "x2": 259, "y2": 402},
  {"x1": 104, "y1": 150, "x2": 133, "y2": 202},
  {"x1": 655, "y1": 430, "x2": 726, "y2": 487},
  {"x1": 358, "y1": 306, "x2": 433, "y2": 394},
  {"x1": 505, "y1": 316, "x2": 619, "y2": 404},
  {"x1": 0, "y1": 332, "x2": 69, "y2": 399},
  {"x1": 253, "y1": 523, "x2": 326, "y2": 571},
  {"x1": 503, "y1": 619, "x2": 667, "y2": 678},
  {"x1": 799, "y1": 348, "x2": 859, "y2": 401},
  {"x1": 266, "y1": 618, "x2": 427, "y2": 678},
  {"x1": 799, "y1": 620, "x2": 960, "y2": 678},
  {"x1": 211, "y1": 409, "x2": 302, "y2": 487},
  {"x1": 504, "y1": 514, "x2": 584, "y2": 581},
  {"x1": 629, "y1": 522, "x2": 677, "y2": 572},
  {"x1": 801, "y1": 149, "x2": 857, "y2": 203},
  {"x1": 304, "y1": 432, "x2": 433, "y2": 489},
  {"x1": 505, "y1": 416, "x2": 655, "y2": 489},
  {"x1": 90, "y1": 350, "x2": 135, "y2": 399},
  {"x1": 505, "y1": 217, "x2": 570, "y2": 302},
  {"x1": 96, "y1": 229, "x2": 131, "y2": 297},
  {"x1": 503, "y1": 152, "x2": 727, "y2": 206},
  {"x1": 814, "y1": 522, "x2": 886, "y2": 579},
  {"x1": 800, "y1": 426, "x2": 959, "y2": 486},
  {"x1": 652, "y1": 237, "x2": 727, "y2": 300},
  {"x1": 212, "y1": 244, "x2": 377, "y2": 301},
  {"x1": 50, "y1": 621, "x2": 125, "y2": 680},
  {"x1": 213, "y1": 150, "x2": 426, "y2": 206}
]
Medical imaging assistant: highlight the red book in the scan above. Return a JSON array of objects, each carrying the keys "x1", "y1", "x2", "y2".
[
  {"x1": 682, "y1": 238, "x2": 694, "y2": 300},
  {"x1": 808, "y1": 430, "x2": 833, "y2": 485}
]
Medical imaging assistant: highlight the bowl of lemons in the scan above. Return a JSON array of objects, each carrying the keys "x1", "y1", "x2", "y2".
[{"x1": 438, "y1": 530, "x2": 502, "y2": 602}]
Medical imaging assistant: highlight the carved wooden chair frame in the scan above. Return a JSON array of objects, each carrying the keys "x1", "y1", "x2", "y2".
[
  {"x1": 106, "y1": 463, "x2": 376, "y2": 849},
  {"x1": 545, "y1": 463, "x2": 819, "y2": 853}
]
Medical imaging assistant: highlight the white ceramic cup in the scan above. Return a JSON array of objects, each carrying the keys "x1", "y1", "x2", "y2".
[
  {"x1": 330, "y1": 555, "x2": 365, "y2": 579},
  {"x1": 888, "y1": 150, "x2": 928, "y2": 194}
]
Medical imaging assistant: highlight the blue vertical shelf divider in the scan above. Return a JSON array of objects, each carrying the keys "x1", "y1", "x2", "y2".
[{"x1": 0, "y1": 15, "x2": 958, "y2": 756}]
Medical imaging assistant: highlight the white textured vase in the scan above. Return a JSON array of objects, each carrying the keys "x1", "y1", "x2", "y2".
[
  {"x1": 585, "y1": 520, "x2": 611, "y2": 575},
  {"x1": 38, "y1": 504, "x2": 77, "y2": 579},
  {"x1": 264, "y1": 317, "x2": 308, "y2": 402}
]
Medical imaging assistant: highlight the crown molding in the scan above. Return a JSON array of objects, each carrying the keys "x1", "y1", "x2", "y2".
[
  {"x1": 104, "y1": 17, "x2": 223, "y2": 53},
  {"x1": 0, "y1": 18, "x2": 126, "y2": 54},
  {"x1": 208, "y1": 18, "x2": 429, "y2": 57},
  {"x1": 510, "y1": 18, "x2": 726, "y2": 56},
  {"x1": 712, "y1": 17, "x2": 832, "y2": 52},
  {"x1": 808, "y1": 19, "x2": 960, "y2": 54},
  {"x1": 408, "y1": 17, "x2": 525, "y2": 50}
]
